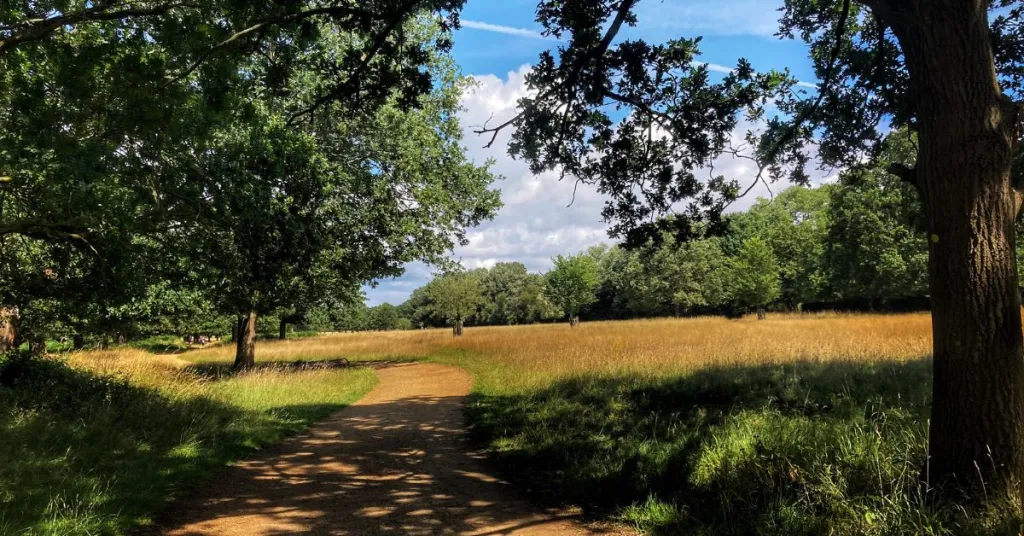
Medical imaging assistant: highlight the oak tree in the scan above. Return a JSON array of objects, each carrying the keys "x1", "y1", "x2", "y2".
[
  {"x1": 545, "y1": 253, "x2": 600, "y2": 327},
  {"x1": 489, "y1": 0, "x2": 1024, "y2": 499}
]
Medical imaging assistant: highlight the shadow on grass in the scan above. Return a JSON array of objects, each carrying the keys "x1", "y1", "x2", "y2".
[
  {"x1": 185, "y1": 358, "x2": 420, "y2": 381},
  {"x1": 0, "y1": 356, "x2": 356, "y2": 535},
  {"x1": 467, "y1": 358, "x2": 1019, "y2": 535}
]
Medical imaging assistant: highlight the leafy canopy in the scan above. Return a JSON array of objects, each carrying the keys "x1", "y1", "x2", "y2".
[{"x1": 545, "y1": 253, "x2": 600, "y2": 318}]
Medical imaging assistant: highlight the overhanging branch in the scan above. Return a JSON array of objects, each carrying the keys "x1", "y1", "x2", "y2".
[
  {"x1": 886, "y1": 162, "x2": 918, "y2": 189},
  {"x1": 0, "y1": 2, "x2": 200, "y2": 55}
]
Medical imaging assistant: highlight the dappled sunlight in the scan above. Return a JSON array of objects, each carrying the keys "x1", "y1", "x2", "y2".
[{"x1": 154, "y1": 364, "x2": 601, "y2": 536}]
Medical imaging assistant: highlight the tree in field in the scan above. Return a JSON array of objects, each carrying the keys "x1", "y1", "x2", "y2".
[
  {"x1": 193, "y1": 25, "x2": 499, "y2": 369},
  {"x1": 483, "y1": 0, "x2": 1024, "y2": 501},
  {"x1": 825, "y1": 133, "x2": 929, "y2": 304},
  {"x1": 726, "y1": 186, "x2": 832, "y2": 307},
  {"x1": 368, "y1": 304, "x2": 407, "y2": 331},
  {"x1": 424, "y1": 272, "x2": 484, "y2": 336},
  {"x1": 0, "y1": 2, "x2": 468, "y2": 359},
  {"x1": 728, "y1": 238, "x2": 782, "y2": 320},
  {"x1": 479, "y1": 263, "x2": 533, "y2": 325},
  {"x1": 517, "y1": 273, "x2": 562, "y2": 323},
  {"x1": 627, "y1": 233, "x2": 731, "y2": 317},
  {"x1": 544, "y1": 254, "x2": 600, "y2": 327},
  {"x1": 334, "y1": 301, "x2": 372, "y2": 332}
]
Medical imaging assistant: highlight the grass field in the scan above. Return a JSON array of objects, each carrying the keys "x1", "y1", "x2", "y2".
[
  {"x1": 0, "y1": 348, "x2": 376, "y2": 535},
  {"x1": 189, "y1": 313, "x2": 1015, "y2": 534},
  {"x1": 2, "y1": 313, "x2": 1019, "y2": 535}
]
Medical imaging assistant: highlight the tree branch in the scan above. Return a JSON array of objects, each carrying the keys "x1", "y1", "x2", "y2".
[
  {"x1": 603, "y1": 90, "x2": 674, "y2": 128},
  {"x1": 0, "y1": 219, "x2": 99, "y2": 254},
  {"x1": 163, "y1": 4, "x2": 373, "y2": 88},
  {"x1": 473, "y1": 0, "x2": 638, "y2": 147},
  {"x1": 0, "y1": 2, "x2": 199, "y2": 55},
  {"x1": 286, "y1": 0, "x2": 425, "y2": 125},
  {"x1": 887, "y1": 162, "x2": 918, "y2": 189}
]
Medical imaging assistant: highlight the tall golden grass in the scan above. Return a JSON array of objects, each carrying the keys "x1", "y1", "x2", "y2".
[
  {"x1": 183, "y1": 312, "x2": 934, "y2": 392},
  {"x1": 65, "y1": 346, "x2": 376, "y2": 409}
]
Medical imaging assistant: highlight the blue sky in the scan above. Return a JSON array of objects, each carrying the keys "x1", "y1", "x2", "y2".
[{"x1": 364, "y1": 0, "x2": 821, "y2": 306}]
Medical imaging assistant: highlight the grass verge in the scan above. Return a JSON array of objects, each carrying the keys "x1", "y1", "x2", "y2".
[
  {"x1": 451, "y1": 357, "x2": 1021, "y2": 535},
  {"x1": 0, "y1": 349, "x2": 376, "y2": 535}
]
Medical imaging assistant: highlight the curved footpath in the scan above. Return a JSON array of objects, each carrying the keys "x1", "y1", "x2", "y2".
[{"x1": 152, "y1": 363, "x2": 628, "y2": 535}]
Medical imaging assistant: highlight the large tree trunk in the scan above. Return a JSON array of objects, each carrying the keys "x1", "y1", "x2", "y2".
[
  {"x1": 28, "y1": 336, "x2": 46, "y2": 356},
  {"x1": 234, "y1": 309, "x2": 257, "y2": 370},
  {"x1": 452, "y1": 319, "x2": 464, "y2": 337},
  {"x1": 279, "y1": 318, "x2": 287, "y2": 340},
  {"x1": 887, "y1": 2, "x2": 1024, "y2": 500},
  {"x1": 0, "y1": 307, "x2": 17, "y2": 352}
]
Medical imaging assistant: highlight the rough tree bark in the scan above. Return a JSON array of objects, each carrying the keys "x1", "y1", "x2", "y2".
[
  {"x1": 884, "y1": 0, "x2": 1024, "y2": 500},
  {"x1": 234, "y1": 309, "x2": 257, "y2": 370},
  {"x1": 28, "y1": 336, "x2": 46, "y2": 355},
  {"x1": 0, "y1": 308, "x2": 17, "y2": 352}
]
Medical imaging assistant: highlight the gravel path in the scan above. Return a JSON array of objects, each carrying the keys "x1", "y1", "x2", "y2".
[{"x1": 154, "y1": 363, "x2": 624, "y2": 535}]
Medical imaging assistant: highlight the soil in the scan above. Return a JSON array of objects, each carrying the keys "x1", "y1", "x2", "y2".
[{"x1": 150, "y1": 363, "x2": 629, "y2": 535}]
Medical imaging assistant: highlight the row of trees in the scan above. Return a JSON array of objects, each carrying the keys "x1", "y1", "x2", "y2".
[
  {"x1": 1, "y1": 8, "x2": 500, "y2": 366},
  {"x1": 370, "y1": 135, "x2": 946, "y2": 332}
]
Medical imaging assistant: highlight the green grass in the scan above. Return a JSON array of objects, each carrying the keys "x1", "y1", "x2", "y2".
[
  {"x1": 434, "y1": 352, "x2": 1022, "y2": 535},
  {"x1": 129, "y1": 334, "x2": 193, "y2": 354},
  {"x1": 0, "y1": 352, "x2": 376, "y2": 535}
]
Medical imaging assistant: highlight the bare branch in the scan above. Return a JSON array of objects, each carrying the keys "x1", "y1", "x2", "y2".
[
  {"x1": 472, "y1": 0, "x2": 638, "y2": 147},
  {"x1": 474, "y1": 111, "x2": 526, "y2": 149}
]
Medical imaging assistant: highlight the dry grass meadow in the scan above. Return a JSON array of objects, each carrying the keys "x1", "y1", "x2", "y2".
[
  {"x1": 9, "y1": 312, "x2": 998, "y2": 536},
  {"x1": 185, "y1": 312, "x2": 934, "y2": 392}
]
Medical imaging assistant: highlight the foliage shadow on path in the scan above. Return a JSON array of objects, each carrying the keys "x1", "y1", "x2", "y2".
[{"x1": 149, "y1": 369, "x2": 608, "y2": 536}]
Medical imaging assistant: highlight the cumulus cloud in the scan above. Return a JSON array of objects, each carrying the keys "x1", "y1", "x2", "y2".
[
  {"x1": 364, "y1": 64, "x2": 832, "y2": 305},
  {"x1": 452, "y1": 66, "x2": 611, "y2": 273}
]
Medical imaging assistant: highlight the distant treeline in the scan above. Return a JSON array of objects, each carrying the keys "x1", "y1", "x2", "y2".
[
  {"x1": 363, "y1": 140, "x2": 1024, "y2": 330},
  {"x1": 12, "y1": 136, "x2": 1024, "y2": 345}
]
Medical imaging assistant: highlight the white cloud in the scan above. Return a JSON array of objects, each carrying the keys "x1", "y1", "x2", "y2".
[
  {"x1": 365, "y1": 64, "x2": 830, "y2": 305},
  {"x1": 695, "y1": 61, "x2": 735, "y2": 74},
  {"x1": 692, "y1": 61, "x2": 819, "y2": 90},
  {"x1": 461, "y1": 20, "x2": 553, "y2": 41}
]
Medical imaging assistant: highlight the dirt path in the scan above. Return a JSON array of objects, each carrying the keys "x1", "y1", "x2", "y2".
[{"x1": 154, "y1": 363, "x2": 624, "y2": 536}]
